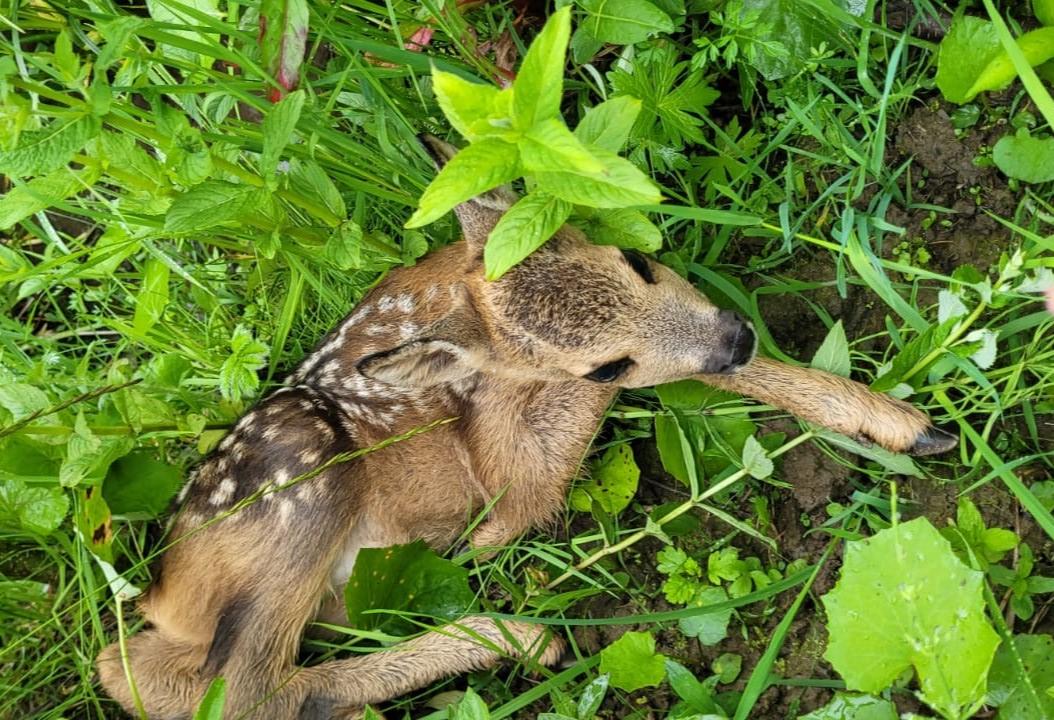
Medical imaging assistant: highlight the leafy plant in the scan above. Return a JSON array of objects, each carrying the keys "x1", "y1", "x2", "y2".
[{"x1": 598, "y1": 630, "x2": 667, "y2": 692}]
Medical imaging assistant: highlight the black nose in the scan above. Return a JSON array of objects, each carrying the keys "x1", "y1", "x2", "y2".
[{"x1": 703, "y1": 310, "x2": 756, "y2": 374}]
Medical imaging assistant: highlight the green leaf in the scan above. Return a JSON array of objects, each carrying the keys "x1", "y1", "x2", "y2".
[
  {"x1": 344, "y1": 540, "x2": 477, "y2": 635},
  {"x1": 579, "y1": 0, "x2": 674, "y2": 45},
  {"x1": 741, "y1": 434, "x2": 773, "y2": 480},
  {"x1": 810, "y1": 320, "x2": 851, "y2": 378},
  {"x1": 291, "y1": 159, "x2": 346, "y2": 220},
  {"x1": 132, "y1": 258, "x2": 170, "y2": 337},
  {"x1": 665, "y1": 659, "x2": 721, "y2": 714},
  {"x1": 821, "y1": 517, "x2": 1000, "y2": 719},
  {"x1": 325, "y1": 221, "x2": 364, "y2": 270},
  {"x1": 598, "y1": 631, "x2": 666, "y2": 692},
  {"x1": 678, "y1": 585, "x2": 731, "y2": 645},
  {"x1": 165, "y1": 180, "x2": 257, "y2": 233},
  {"x1": 219, "y1": 326, "x2": 268, "y2": 401},
  {"x1": 534, "y1": 146, "x2": 662, "y2": 208},
  {"x1": 192, "y1": 677, "x2": 226, "y2": 720},
  {"x1": 512, "y1": 6, "x2": 571, "y2": 129},
  {"x1": 712, "y1": 652, "x2": 742, "y2": 684},
  {"x1": 987, "y1": 634, "x2": 1054, "y2": 720},
  {"x1": 405, "y1": 138, "x2": 520, "y2": 228},
  {"x1": 577, "y1": 674, "x2": 609, "y2": 719},
  {"x1": 261, "y1": 89, "x2": 305, "y2": 182},
  {"x1": 0, "y1": 479, "x2": 69, "y2": 535},
  {"x1": 967, "y1": 27, "x2": 1054, "y2": 99},
  {"x1": 993, "y1": 130, "x2": 1054, "y2": 183},
  {"x1": 451, "y1": 688, "x2": 490, "y2": 720},
  {"x1": 799, "y1": 692, "x2": 898, "y2": 720},
  {"x1": 433, "y1": 69, "x2": 502, "y2": 141},
  {"x1": 147, "y1": 0, "x2": 222, "y2": 63},
  {"x1": 259, "y1": 0, "x2": 309, "y2": 95},
  {"x1": 577, "y1": 444, "x2": 640, "y2": 515},
  {"x1": 0, "y1": 166, "x2": 98, "y2": 231},
  {"x1": 0, "y1": 115, "x2": 100, "y2": 177},
  {"x1": 103, "y1": 451, "x2": 183, "y2": 518},
  {"x1": 484, "y1": 191, "x2": 572, "y2": 281},
  {"x1": 521, "y1": 118, "x2": 604, "y2": 174},
  {"x1": 574, "y1": 96, "x2": 643, "y2": 153},
  {"x1": 1037, "y1": 0, "x2": 1054, "y2": 26},
  {"x1": 574, "y1": 209, "x2": 662, "y2": 252},
  {"x1": 60, "y1": 418, "x2": 134, "y2": 488},
  {"x1": 936, "y1": 16, "x2": 1004, "y2": 103},
  {"x1": 0, "y1": 384, "x2": 51, "y2": 425}
]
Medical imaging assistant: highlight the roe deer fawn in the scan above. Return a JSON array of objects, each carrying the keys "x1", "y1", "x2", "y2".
[{"x1": 97, "y1": 135, "x2": 956, "y2": 719}]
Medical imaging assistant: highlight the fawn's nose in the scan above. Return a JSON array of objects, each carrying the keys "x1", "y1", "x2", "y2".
[{"x1": 702, "y1": 310, "x2": 756, "y2": 375}]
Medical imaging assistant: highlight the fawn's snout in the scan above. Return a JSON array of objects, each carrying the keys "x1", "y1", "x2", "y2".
[{"x1": 703, "y1": 309, "x2": 756, "y2": 374}]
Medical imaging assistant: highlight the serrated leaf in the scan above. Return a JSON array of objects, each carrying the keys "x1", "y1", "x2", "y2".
[
  {"x1": 261, "y1": 89, "x2": 304, "y2": 181},
  {"x1": 964, "y1": 329, "x2": 998, "y2": 370},
  {"x1": 521, "y1": 118, "x2": 604, "y2": 174},
  {"x1": 0, "y1": 115, "x2": 100, "y2": 176},
  {"x1": 344, "y1": 540, "x2": 477, "y2": 635},
  {"x1": 132, "y1": 258, "x2": 170, "y2": 337},
  {"x1": 574, "y1": 209, "x2": 662, "y2": 252},
  {"x1": 165, "y1": 181, "x2": 256, "y2": 233},
  {"x1": 0, "y1": 479, "x2": 69, "y2": 535},
  {"x1": 579, "y1": 0, "x2": 674, "y2": 45},
  {"x1": 512, "y1": 6, "x2": 570, "y2": 129},
  {"x1": 0, "y1": 166, "x2": 96, "y2": 231},
  {"x1": 433, "y1": 69, "x2": 502, "y2": 141},
  {"x1": 598, "y1": 631, "x2": 666, "y2": 692},
  {"x1": 219, "y1": 326, "x2": 269, "y2": 401},
  {"x1": 821, "y1": 517, "x2": 1000, "y2": 719},
  {"x1": 938, "y1": 289, "x2": 969, "y2": 323},
  {"x1": 574, "y1": 96, "x2": 643, "y2": 153},
  {"x1": 993, "y1": 130, "x2": 1054, "y2": 183},
  {"x1": 811, "y1": 320, "x2": 851, "y2": 378},
  {"x1": 741, "y1": 434, "x2": 773, "y2": 479},
  {"x1": 451, "y1": 688, "x2": 490, "y2": 720},
  {"x1": 534, "y1": 146, "x2": 662, "y2": 208},
  {"x1": 405, "y1": 138, "x2": 520, "y2": 228},
  {"x1": 987, "y1": 634, "x2": 1054, "y2": 720},
  {"x1": 484, "y1": 191, "x2": 572, "y2": 280}
]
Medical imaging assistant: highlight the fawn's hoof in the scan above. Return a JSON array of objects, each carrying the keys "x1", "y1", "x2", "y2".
[{"x1": 908, "y1": 426, "x2": 958, "y2": 456}]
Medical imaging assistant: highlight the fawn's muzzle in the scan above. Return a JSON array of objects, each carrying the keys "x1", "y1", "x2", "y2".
[{"x1": 703, "y1": 310, "x2": 756, "y2": 374}]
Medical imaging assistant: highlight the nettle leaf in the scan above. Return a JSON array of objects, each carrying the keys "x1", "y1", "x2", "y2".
[
  {"x1": 165, "y1": 180, "x2": 257, "y2": 233},
  {"x1": 132, "y1": 258, "x2": 170, "y2": 337},
  {"x1": 821, "y1": 517, "x2": 1000, "y2": 719},
  {"x1": 344, "y1": 540, "x2": 477, "y2": 635},
  {"x1": 534, "y1": 146, "x2": 661, "y2": 208},
  {"x1": 433, "y1": 69, "x2": 502, "y2": 140},
  {"x1": 512, "y1": 5, "x2": 570, "y2": 129},
  {"x1": 579, "y1": 0, "x2": 674, "y2": 45},
  {"x1": 938, "y1": 289, "x2": 970, "y2": 323},
  {"x1": 993, "y1": 130, "x2": 1054, "y2": 184},
  {"x1": 574, "y1": 208, "x2": 662, "y2": 252},
  {"x1": 219, "y1": 326, "x2": 269, "y2": 401},
  {"x1": 451, "y1": 688, "x2": 490, "y2": 720},
  {"x1": 577, "y1": 443, "x2": 640, "y2": 515},
  {"x1": 0, "y1": 479, "x2": 69, "y2": 535},
  {"x1": 678, "y1": 585, "x2": 731, "y2": 645},
  {"x1": 967, "y1": 27, "x2": 1054, "y2": 99},
  {"x1": 598, "y1": 631, "x2": 666, "y2": 692},
  {"x1": 987, "y1": 634, "x2": 1054, "y2": 720},
  {"x1": 484, "y1": 191, "x2": 572, "y2": 281},
  {"x1": 741, "y1": 434, "x2": 773, "y2": 480},
  {"x1": 0, "y1": 115, "x2": 100, "y2": 177},
  {"x1": 963, "y1": 329, "x2": 998, "y2": 370},
  {"x1": 800, "y1": 692, "x2": 898, "y2": 720},
  {"x1": 405, "y1": 138, "x2": 520, "y2": 228},
  {"x1": 261, "y1": 89, "x2": 304, "y2": 182},
  {"x1": 260, "y1": 0, "x2": 309, "y2": 99},
  {"x1": 810, "y1": 320, "x2": 851, "y2": 378},
  {"x1": 574, "y1": 96, "x2": 642, "y2": 153},
  {"x1": 521, "y1": 118, "x2": 604, "y2": 174},
  {"x1": 936, "y1": 16, "x2": 1004, "y2": 103}
]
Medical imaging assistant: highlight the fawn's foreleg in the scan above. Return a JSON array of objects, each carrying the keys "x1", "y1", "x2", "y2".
[{"x1": 698, "y1": 357, "x2": 957, "y2": 456}]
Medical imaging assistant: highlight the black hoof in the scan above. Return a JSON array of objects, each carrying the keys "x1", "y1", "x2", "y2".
[{"x1": 909, "y1": 426, "x2": 958, "y2": 456}]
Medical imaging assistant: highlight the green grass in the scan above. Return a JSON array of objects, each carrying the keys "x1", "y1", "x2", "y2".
[{"x1": 1, "y1": 1, "x2": 1053, "y2": 718}]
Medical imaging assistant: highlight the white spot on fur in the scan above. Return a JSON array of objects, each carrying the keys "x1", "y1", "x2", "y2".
[
  {"x1": 176, "y1": 482, "x2": 191, "y2": 504},
  {"x1": 395, "y1": 293, "x2": 414, "y2": 313},
  {"x1": 398, "y1": 322, "x2": 418, "y2": 340},
  {"x1": 299, "y1": 448, "x2": 322, "y2": 466},
  {"x1": 209, "y1": 477, "x2": 236, "y2": 505},
  {"x1": 377, "y1": 295, "x2": 396, "y2": 312},
  {"x1": 313, "y1": 419, "x2": 334, "y2": 440},
  {"x1": 276, "y1": 498, "x2": 294, "y2": 524},
  {"x1": 231, "y1": 442, "x2": 248, "y2": 462},
  {"x1": 424, "y1": 285, "x2": 439, "y2": 302},
  {"x1": 262, "y1": 425, "x2": 282, "y2": 442},
  {"x1": 365, "y1": 324, "x2": 389, "y2": 337}
]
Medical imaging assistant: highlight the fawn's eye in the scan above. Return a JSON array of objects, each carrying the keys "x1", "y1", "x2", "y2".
[
  {"x1": 584, "y1": 357, "x2": 635, "y2": 383},
  {"x1": 621, "y1": 250, "x2": 656, "y2": 284}
]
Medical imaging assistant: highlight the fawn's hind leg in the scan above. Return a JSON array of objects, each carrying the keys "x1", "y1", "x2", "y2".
[{"x1": 699, "y1": 358, "x2": 957, "y2": 455}]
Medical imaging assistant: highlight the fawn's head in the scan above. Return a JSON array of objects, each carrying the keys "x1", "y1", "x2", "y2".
[{"x1": 358, "y1": 135, "x2": 755, "y2": 390}]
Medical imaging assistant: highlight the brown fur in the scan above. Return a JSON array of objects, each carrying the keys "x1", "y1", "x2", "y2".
[{"x1": 97, "y1": 136, "x2": 955, "y2": 719}]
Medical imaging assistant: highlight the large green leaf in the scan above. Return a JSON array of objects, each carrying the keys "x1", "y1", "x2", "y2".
[
  {"x1": 164, "y1": 180, "x2": 257, "y2": 233},
  {"x1": 735, "y1": 0, "x2": 861, "y2": 81},
  {"x1": 574, "y1": 96, "x2": 642, "y2": 153},
  {"x1": 484, "y1": 191, "x2": 572, "y2": 281},
  {"x1": 936, "y1": 15, "x2": 1004, "y2": 103},
  {"x1": 534, "y1": 147, "x2": 661, "y2": 208},
  {"x1": 103, "y1": 451, "x2": 183, "y2": 518},
  {"x1": 573, "y1": 208, "x2": 662, "y2": 252},
  {"x1": 512, "y1": 6, "x2": 570, "y2": 129},
  {"x1": 433, "y1": 69, "x2": 502, "y2": 140},
  {"x1": 579, "y1": 0, "x2": 674, "y2": 45},
  {"x1": 261, "y1": 89, "x2": 304, "y2": 182},
  {"x1": 987, "y1": 634, "x2": 1054, "y2": 720},
  {"x1": 0, "y1": 115, "x2": 100, "y2": 177},
  {"x1": 799, "y1": 693, "x2": 898, "y2": 720},
  {"x1": 821, "y1": 517, "x2": 1000, "y2": 719},
  {"x1": 344, "y1": 540, "x2": 477, "y2": 635},
  {"x1": 992, "y1": 130, "x2": 1054, "y2": 183},
  {"x1": 521, "y1": 118, "x2": 603, "y2": 174},
  {"x1": 0, "y1": 479, "x2": 69, "y2": 535},
  {"x1": 569, "y1": 443, "x2": 640, "y2": 514},
  {"x1": 967, "y1": 27, "x2": 1054, "y2": 99},
  {"x1": 598, "y1": 631, "x2": 667, "y2": 692}
]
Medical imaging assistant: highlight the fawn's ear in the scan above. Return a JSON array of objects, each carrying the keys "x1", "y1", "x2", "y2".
[
  {"x1": 357, "y1": 299, "x2": 488, "y2": 388},
  {"x1": 417, "y1": 134, "x2": 517, "y2": 257}
]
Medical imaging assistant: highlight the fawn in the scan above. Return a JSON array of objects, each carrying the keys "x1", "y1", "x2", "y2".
[{"x1": 97, "y1": 135, "x2": 956, "y2": 719}]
